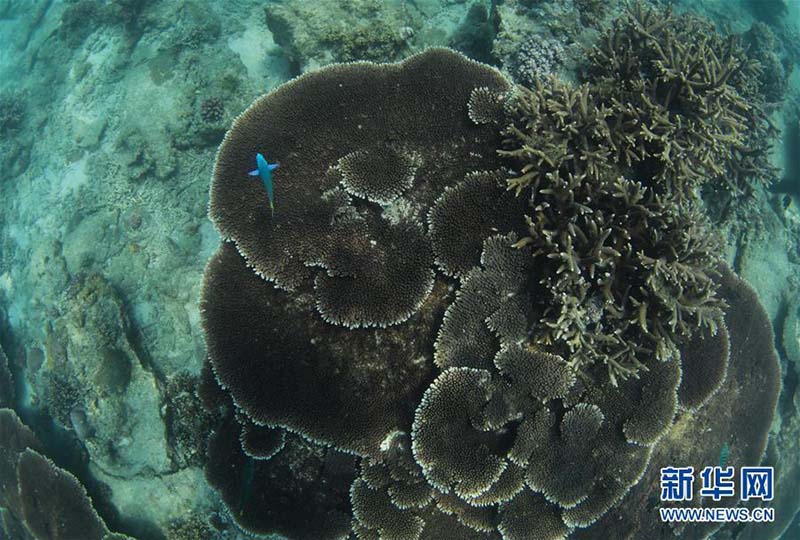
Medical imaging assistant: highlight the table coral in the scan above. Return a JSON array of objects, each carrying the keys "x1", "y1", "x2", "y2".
[
  {"x1": 199, "y1": 17, "x2": 781, "y2": 538},
  {"x1": 0, "y1": 408, "x2": 137, "y2": 540}
]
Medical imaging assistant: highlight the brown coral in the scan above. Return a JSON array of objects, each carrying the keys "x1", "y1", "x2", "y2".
[
  {"x1": 585, "y1": 1, "x2": 777, "y2": 196},
  {"x1": 499, "y1": 75, "x2": 726, "y2": 384},
  {"x1": 1, "y1": 408, "x2": 133, "y2": 540},
  {"x1": 428, "y1": 170, "x2": 527, "y2": 278},
  {"x1": 202, "y1": 242, "x2": 437, "y2": 456},
  {"x1": 336, "y1": 145, "x2": 421, "y2": 205},
  {"x1": 199, "y1": 21, "x2": 780, "y2": 538},
  {"x1": 573, "y1": 266, "x2": 781, "y2": 540},
  {"x1": 205, "y1": 412, "x2": 354, "y2": 540},
  {"x1": 17, "y1": 449, "x2": 109, "y2": 540},
  {"x1": 209, "y1": 48, "x2": 508, "y2": 326},
  {"x1": 200, "y1": 96, "x2": 224, "y2": 124}
]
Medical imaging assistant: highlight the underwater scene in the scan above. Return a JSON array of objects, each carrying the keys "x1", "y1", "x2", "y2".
[{"x1": 1, "y1": 0, "x2": 800, "y2": 539}]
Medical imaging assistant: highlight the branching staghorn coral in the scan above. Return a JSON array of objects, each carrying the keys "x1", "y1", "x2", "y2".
[
  {"x1": 485, "y1": 2, "x2": 778, "y2": 384},
  {"x1": 500, "y1": 2, "x2": 777, "y2": 198},
  {"x1": 574, "y1": 266, "x2": 781, "y2": 540},
  {"x1": 492, "y1": 81, "x2": 726, "y2": 383},
  {"x1": 585, "y1": 1, "x2": 777, "y2": 196}
]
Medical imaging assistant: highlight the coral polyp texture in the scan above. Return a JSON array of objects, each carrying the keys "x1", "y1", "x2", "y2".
[
  {"x1": 208, "y1": 48, "x2": 508, "y2": 326},
  {"x1": 574, "y1": 267, "x2": 781, "y2": 540},
  {"x1": 200, "y1": 8, "x2": 781, "y2": 535},
  {"x1": 0, "y1": 408, "x2": 135, "y2": 540}
]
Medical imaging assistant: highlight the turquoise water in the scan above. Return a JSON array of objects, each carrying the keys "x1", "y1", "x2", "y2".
[{"x1": 0, "y1": 1, "x2": 799, "y2": 539}]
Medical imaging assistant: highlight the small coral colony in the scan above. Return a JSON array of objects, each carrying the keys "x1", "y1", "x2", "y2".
[{"x1": 199, "y1": 3, "x2": 781, "y2": 540}]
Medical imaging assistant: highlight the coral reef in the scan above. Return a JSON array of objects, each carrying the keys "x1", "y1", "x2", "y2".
[
  {"x1": 574, "y1": 0, "x2": 607, "y2": 26},
  {"x1": 203, "y1": 374, "x2": 355, "y2": 540},
  {"x1": 448, "y1": 2, "x2": 499, "y2": 65},
  {"x1": 494, "y1": 2, "x2": 783, "y2": 383},
  {"x1": 0, "y1": 91, "x2": 25, "y2": 137},
  {"x1": 40, "y1": 273, "x2": 170, "y2": 478},
  {"x1": 428, "y1": 169, "x2": 527, "y2": 278},
  {"x1": 0, "y1": 91, "x2": 30, "y2": 179},
  {"x1": 199, "y1": 96, "x2": 224, "y2": 125},
  {"x1": 113, "y1": 125, "x2": 178, "y2": 182},
  {"x1": 168, "y1": 58, "x2": 251, "y2": 151},
  {"x1": 497, "y1": 76, "x2": 725, "y2": 382},
  {"x1": 57, "y1": 0, "x2": 152, "y2": 47},
  {"x1": 265, "y1": 0, "x2": 417, "y2": 73},
  {"x1": 0, "y1": 135, "x2": 32, "y2": 180},
  {"x1": 57, "y1": 0, "x2": 102, "y2": 48},
  {"x1": 743, "y1": 21, "x2": 791, "y2": 105},
  {"x1": 203, "y1": 48, "x2": 510, "y2": 536},
  {"x1": 0, "y1": 408, "x2": 136, "y2": 540},
  {"x1": 574, "y1": 267, "x2": 782, "y2": 539},
  {"x1": 408, "y1": 234, "x2": 684, "y2": 532},
  {"x1": 584, "y1": 2, "x2": 777, "y2": 197},
  {"x1": 0, "y1": 342, "x2": 13, "y2": 408},
  {"x1": 163, "y1": 372, "x2": 214, "y2": 468},
  {"x1": 17, "y1": 449, "x2": 109, "y2": 540},
  {"x1": 207, "y1": 48, "x2": 508, "y2": 328},
  {"x1": 166, "y1": 515, "x2": 215, "y2": 540},
  {"x1": 504, "y1": 36, "x2": 565, "y2": 88},
  {"x1": 200, "y1": 27, "x2": 781, "y2": 535},
  {"x1": 0, "y1": 408, "x2": 42, "y2": 540}
]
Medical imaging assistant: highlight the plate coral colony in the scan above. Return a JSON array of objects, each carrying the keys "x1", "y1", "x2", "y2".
[{"x1": 198, "y1": 4, "x2": 782, "y2": 540}]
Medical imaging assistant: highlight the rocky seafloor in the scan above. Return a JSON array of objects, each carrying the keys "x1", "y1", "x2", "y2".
[{"x1": 0, "y1": 0, "x2": 799, "y2": 539}]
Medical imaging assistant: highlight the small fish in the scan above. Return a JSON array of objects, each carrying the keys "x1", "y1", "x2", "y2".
[
  {"x1": 719, "y1": 442, "x2": 730, "y2": 468},
  {"x1": 248, "y1": 152, "x2": 279, "y2": 215}
]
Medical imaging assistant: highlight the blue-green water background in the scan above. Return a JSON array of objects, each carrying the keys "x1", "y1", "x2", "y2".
[{"x1": 0, "y1": 0, "x2": 799, "y2": 539}]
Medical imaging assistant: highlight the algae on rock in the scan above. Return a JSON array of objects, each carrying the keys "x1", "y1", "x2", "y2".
[{"x1": 41, "y1": 273, "x2": 170, "y2": 478}]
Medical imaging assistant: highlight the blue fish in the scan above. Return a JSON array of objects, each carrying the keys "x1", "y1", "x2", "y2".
[{"x1": 248, "y1": 153, "x2": 279, "y2": 215}]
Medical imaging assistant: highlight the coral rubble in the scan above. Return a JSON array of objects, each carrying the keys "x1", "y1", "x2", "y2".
[{"x1": 40, "y1": 273, "x2": 170, "y2": 478}]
